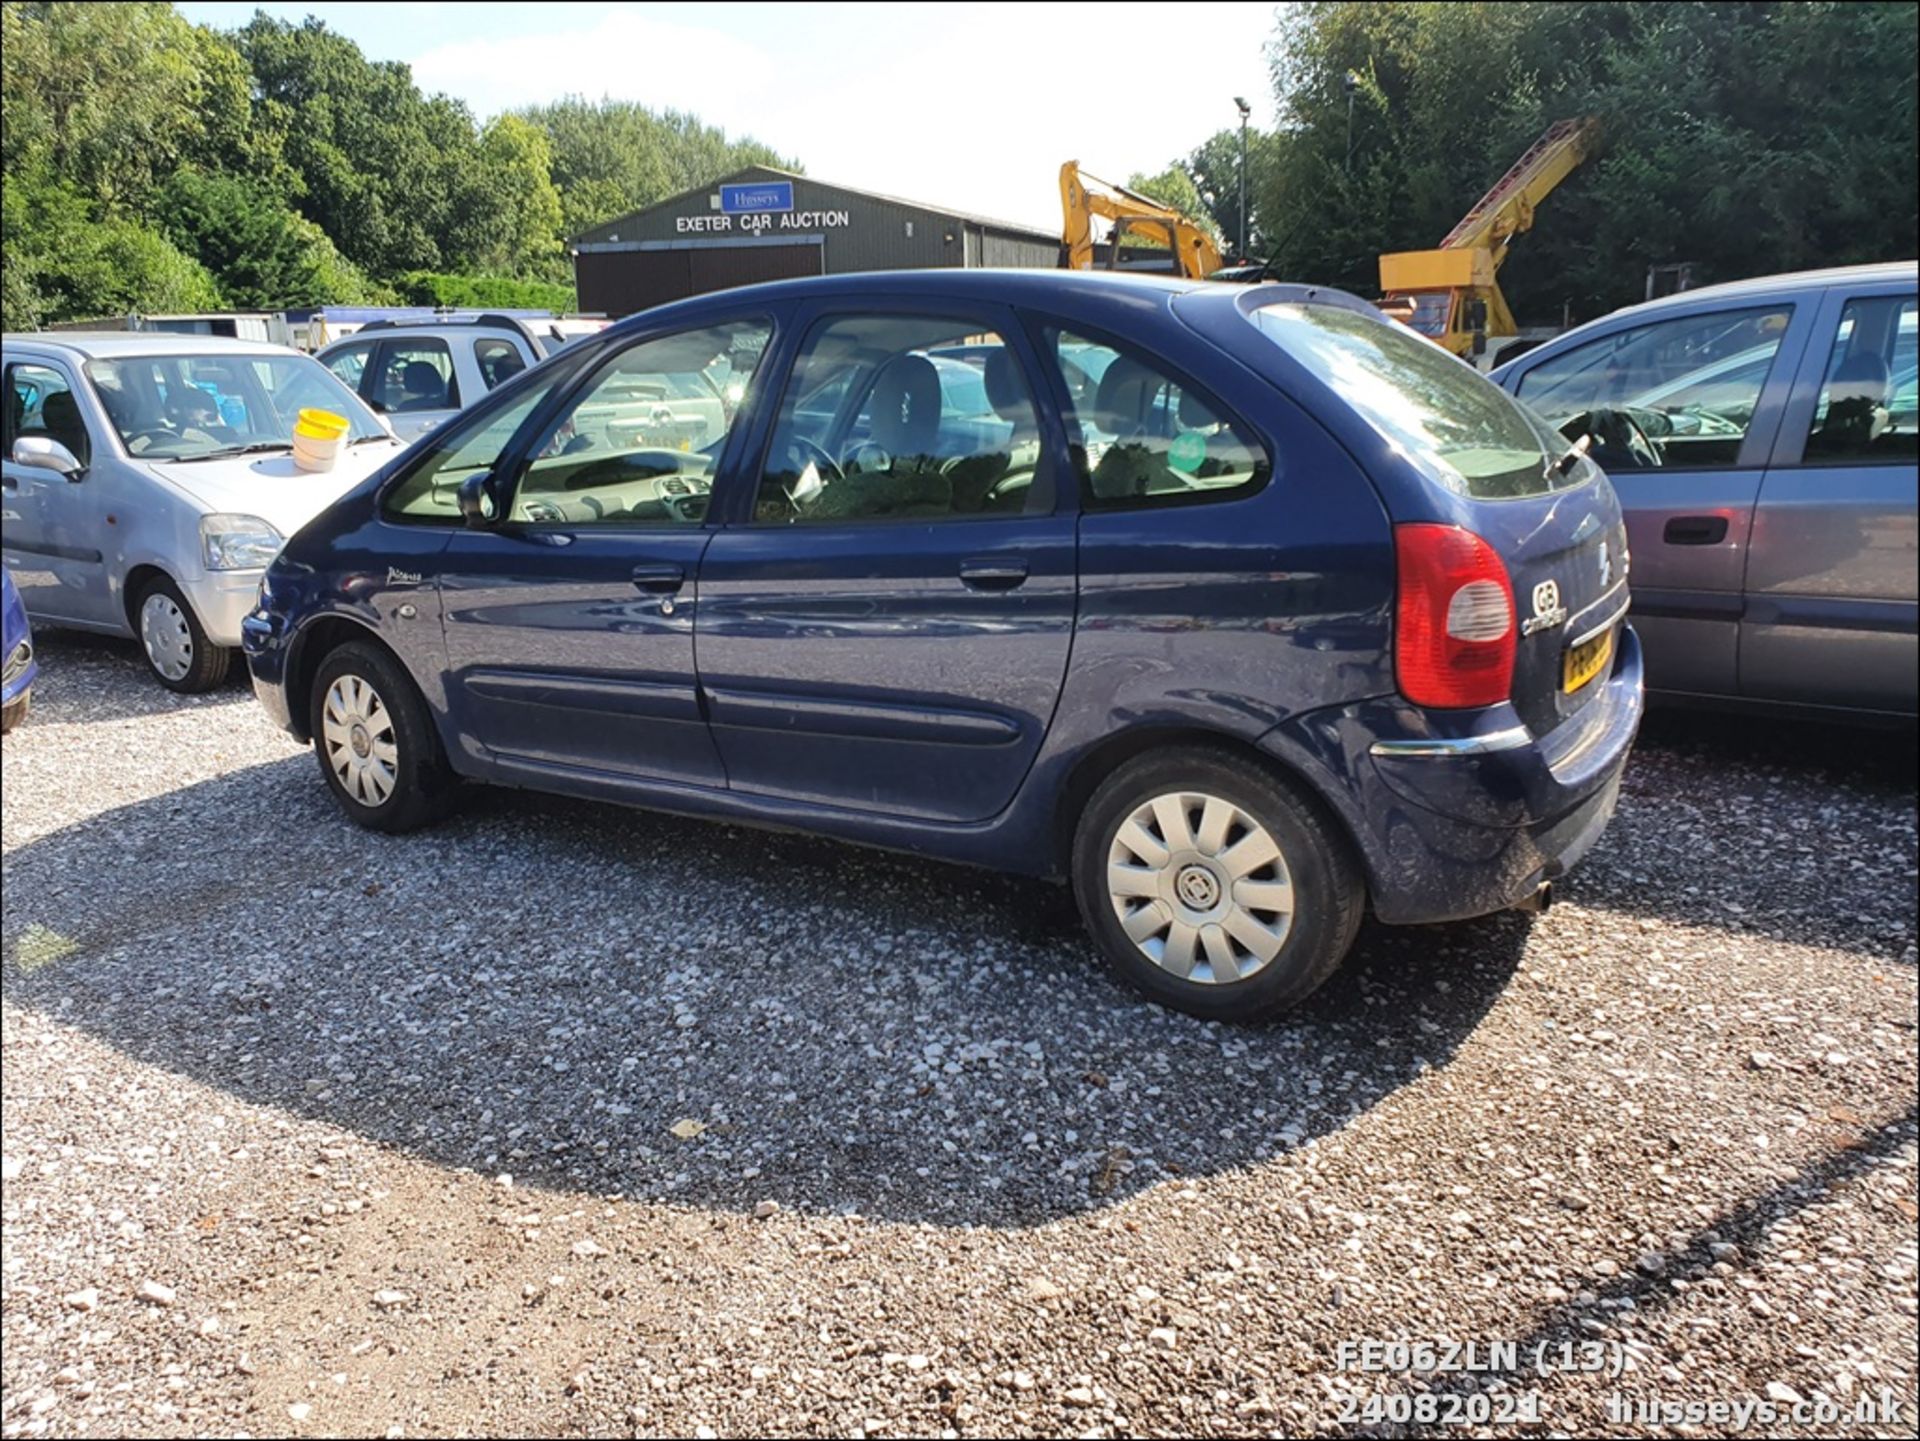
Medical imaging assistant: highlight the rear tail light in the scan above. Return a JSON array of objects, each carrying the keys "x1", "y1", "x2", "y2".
[{"x1": 1394, "y1": 524, "x2": 1516, "y2": 709}]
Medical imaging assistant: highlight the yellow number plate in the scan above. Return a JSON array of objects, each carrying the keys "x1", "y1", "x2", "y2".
[{"x1": 1562, "y1": 628, "x2": 1614, "y2": 693}]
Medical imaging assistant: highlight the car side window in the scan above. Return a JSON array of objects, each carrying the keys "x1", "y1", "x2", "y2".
[
  {"x1": 322, "y1": 343, "x2": 373, "y2": 396},
  {"x1": 7, "y1": 363, "x2": 90, "y2": 467},
  {"x1": 1804, "y1": 296, "x2": 1917, "y2": 464},
  {"x1": 372, "y1": 340, "x2": 460, "y2": 414},
  {"x1": 1514, "y1": 305, "x2": 1793, "y2": 468},
  {"x1": 381, "y1": 381, "x2": 555, "y2": 524},
  {"x1": 506, "y1": 317, "x2": 772, "y2": 527},
  {"x1": 754, "y1": 315, "x2": 1046, "y2": 524},
  {"x1": 1041, "y1": 329, "x2": 1268, "y2": 510},
  {"x1": 474, "y1": 337, "x2": 528, "y2": 391}
]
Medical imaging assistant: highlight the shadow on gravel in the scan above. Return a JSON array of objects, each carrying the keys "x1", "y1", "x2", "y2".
[
  {"x1": 3, "y1": 753, "x2": 1531, "y2": 1227},
  {"x1": 1338, "y1": 1101, "x2": 1920, "y2": 1433},
  {"x1": 19, "y1": 630, "x2": 253, "y2": 721},
  {"x1": 1557, "y1": 708, "x2": 1918, "y2": 966}
]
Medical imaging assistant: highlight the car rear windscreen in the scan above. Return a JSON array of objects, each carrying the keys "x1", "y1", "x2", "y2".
[{"x1": 1253, "y1": 302, "x2": 1584, "y2": 499}]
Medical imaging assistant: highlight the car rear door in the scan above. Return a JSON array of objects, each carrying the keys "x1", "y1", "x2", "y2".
[
  {"x1": 1502, "y1": 298, "x2": 1817, "y2": 699},
  {"x1": 437, "y1": 313, "x2": 777, "y2": 790},
  {"x1": 1742, "y1": 283, "x2": 1918, "y2": 714},
  {"x1": 693, "y1": 301, "x2": 1075, "y2": 824}
]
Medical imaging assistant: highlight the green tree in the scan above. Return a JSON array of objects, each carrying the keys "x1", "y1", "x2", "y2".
[
  {"x1": 1124, "y1": 167, "x2": 1224, "y2": 245},
  {"x1": 521, "y1": 97, "x2": 791, "y2": 240},
  {"x1": 154, "y1": 169, "x2": 376, "y2": 307},
  {"x1": 1248, "y1": 1, "x2": 1919, "y2": 322},
  {"x1": 447, "y1": 114, "x2": 566, "y2": 279}
]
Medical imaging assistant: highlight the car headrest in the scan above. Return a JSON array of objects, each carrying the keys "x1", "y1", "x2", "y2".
[
  {"x1": 401, "y1": 361, "x2": 445, "y2": 398},
  {"x1": 982, "y1": 349, "x2": 1030, "y2": 423},
  {"x1": 1828, "y1": 353, "x2": 1890, "y2": 409},
  {"x1": 38, "y1": 389, "x2": 82, "y2": 435},
  {"x1": 868, "y1": 354, "x2": 941, "y2": 456},
  {"x1": 1176, "y1": 386, "x2": 1220, "y2": 430},
  {"x1": 1093, "y1": 356, "x2": 1163, "y2": 434}
]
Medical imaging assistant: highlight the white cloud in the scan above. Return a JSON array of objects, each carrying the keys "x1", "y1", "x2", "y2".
[{"x1": 409, "y1": 2, "x2": 1282, "y2": 232}]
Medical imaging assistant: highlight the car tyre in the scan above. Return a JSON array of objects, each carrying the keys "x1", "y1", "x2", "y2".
[
  {"x1": 309, "y1": 640, "x2": 455, "y2": 833},
  {"x1": 0, "y1": 692, "x2": 28, "y2": 735},
  {"x1": 134, "y1": 574, "x2": 231, "y2": 693},
  {"x1": 1071, "y1": 747, "x2": 1365, "y2": 1021}
]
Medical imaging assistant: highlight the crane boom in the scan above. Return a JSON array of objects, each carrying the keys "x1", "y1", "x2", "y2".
[
  {"x1": 1377, "y1": 118, "x2": 1598, "y2": 359},
  {"x1": 1060, "y1": 161, "x2": 1225, "y2": 280},
  {"x1": 1438, "y1": 118, "x2": 1598, "y2": 263}
]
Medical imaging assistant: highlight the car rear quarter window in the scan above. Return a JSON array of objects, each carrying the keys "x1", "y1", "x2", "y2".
[
  {"x1": 1254, "y1": 302, "x2": 1573, "y2": 499},
  {"x1": 1040, "y1": 328, "x2": 1269, "y2": 510}
]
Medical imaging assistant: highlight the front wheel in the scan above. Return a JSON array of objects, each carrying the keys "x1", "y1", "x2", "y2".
[
  {"x1": 135, "y1": 575, "x2": 230, "y2": 693},
  {"x1": 0, "y1": 691, "x2": 28, "y2": 735},
  {"x1": 1071, "y1": 748, "x2": 1365, "y2": 1022},
  {"x1": 309, "y1": 640, "x2": 455, "y2": 833}
]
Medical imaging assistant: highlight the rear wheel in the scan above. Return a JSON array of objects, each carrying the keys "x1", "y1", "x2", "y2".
[
  {"x1": 1, "y1": 692, "x2": 28, "y2": 735},
  {"x1": 135, "y1": 575, "x2": 230, "y2": 693},
  {"x1": 309, "y1": 640, "x2": 455, "y2": 832},
  {"x1": 1071, "y1": 748, "x2": 1364, "y2": 1021}
]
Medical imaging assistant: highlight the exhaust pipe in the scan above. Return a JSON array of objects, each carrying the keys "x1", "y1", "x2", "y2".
[{"x1": 1513, "y1": 882, "x2": 1554, "y2": 914}]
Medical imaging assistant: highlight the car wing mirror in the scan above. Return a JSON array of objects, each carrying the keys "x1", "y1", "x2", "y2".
[
  {"x1": 12, "y1": 436, "x2": 85, "y2": 480},
  {"x1": 456, "y1": 471, "x2": 501, "y2": 528}
]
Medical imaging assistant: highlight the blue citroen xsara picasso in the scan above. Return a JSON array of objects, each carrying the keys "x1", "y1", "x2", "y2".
[{"x1": 244, "y1": 271, "x2": 1642, "y2": 1020}]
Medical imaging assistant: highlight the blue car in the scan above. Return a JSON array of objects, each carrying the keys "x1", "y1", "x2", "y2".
[
  {"x1": 243, "y1": 271, "x2": 1642, "y2": 1020},
  {"x1": 2, "y1": 563, "x2": 35, "y2": 733}
]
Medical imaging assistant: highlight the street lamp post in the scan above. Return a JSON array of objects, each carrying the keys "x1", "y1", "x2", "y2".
[
  {"x1": 1234, "y1": 96, "x2": 1251, "y2": 260},
  {"x1": 1343, "y1": 71, "x2": 1359, "y2": 174}
]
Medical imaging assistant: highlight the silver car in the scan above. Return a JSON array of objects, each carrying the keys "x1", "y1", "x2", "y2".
[
  {"x1": 2, "y1": 334, "x2": 406, "y2": 691},
  {"x1": 1493, "y1": 262, "x2": 1917, "y2": 722}
]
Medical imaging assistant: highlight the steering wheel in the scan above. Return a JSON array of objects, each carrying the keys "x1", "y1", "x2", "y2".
[
  {"x1": 1570, "y1": 408, "x2": 1662, "y2": 471},
  {"x1": 783, "y1": 436, "x2": 843, "y2": 510}
]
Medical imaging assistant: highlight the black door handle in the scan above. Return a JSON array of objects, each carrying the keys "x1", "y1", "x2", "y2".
[
  {"x1": 959, "y1": 557, "x2": 1029, "y2": 590},
  {"x1": 630, "y1": 563, "x2": 685, "y2": 593},
  {"x1": 1663, "y1": 515, "x2": 1728, "y2": 546}
]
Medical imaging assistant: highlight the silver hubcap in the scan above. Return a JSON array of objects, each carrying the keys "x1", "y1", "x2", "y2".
[
  {"x1": 1107, "y1": 790, "x2": 1295, "y2": 985},
  {"x1": 139, "y1": 593, "x2": 193, "y2": 681},
  {"x1": 322, "y1": 675, "x2": 398, "y2": 807}
]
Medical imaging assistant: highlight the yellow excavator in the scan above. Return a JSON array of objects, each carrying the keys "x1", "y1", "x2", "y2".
[
  {"x1": 1060, "y1": 162, "x2": 1225, "y2": 280},
  {"x1": 1378, "y1": 118, "x2": 1598, "y2": 357}
]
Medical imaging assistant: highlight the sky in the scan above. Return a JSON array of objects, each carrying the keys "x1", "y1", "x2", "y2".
[{"x1": 176, "y1": 2, "x2": 1283, "y2": 232}]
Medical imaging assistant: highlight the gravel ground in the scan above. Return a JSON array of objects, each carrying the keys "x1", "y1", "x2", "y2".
[{"x1": 3, "y1": 632, "x2": 1916, "y2": 1439}]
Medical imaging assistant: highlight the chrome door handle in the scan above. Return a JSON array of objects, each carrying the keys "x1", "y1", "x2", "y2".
[
  {"x1": 959, "y1": 557, "x2": 1029, "y2": 590},
  {"x1": 630, "y1": 563, "x2": 686, "y2": 594}
]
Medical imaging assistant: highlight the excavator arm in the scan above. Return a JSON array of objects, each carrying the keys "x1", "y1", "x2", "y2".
[{"x1": 1060, "y1": 162, "x2": 1225, "y2": 280}]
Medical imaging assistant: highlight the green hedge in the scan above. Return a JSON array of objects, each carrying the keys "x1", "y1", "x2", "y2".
[{"x1": 395, "y1": 271, "x2": 578, "y2": 312}]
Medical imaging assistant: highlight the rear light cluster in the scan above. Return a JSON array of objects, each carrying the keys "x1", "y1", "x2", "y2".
[{"x1": 1394, "y1": 524, "x2": 1515, "y2": 709}]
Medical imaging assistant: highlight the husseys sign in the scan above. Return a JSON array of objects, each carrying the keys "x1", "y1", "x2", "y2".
[{"x1": 674, "y1": 181, "x2": 851, "y2": 235}]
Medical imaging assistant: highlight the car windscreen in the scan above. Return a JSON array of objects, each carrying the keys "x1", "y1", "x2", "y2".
[
  {"x1": 86, "y1": 353, "x2": 387, "y2": 461},
  {"x1": 1253, "y1": 302, "x2": 1583, "y2": 499}
]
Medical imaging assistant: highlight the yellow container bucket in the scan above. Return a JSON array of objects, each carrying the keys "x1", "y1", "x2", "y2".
[{"x1": 292, "y1": 408, "x2": 350, "y2": 472}]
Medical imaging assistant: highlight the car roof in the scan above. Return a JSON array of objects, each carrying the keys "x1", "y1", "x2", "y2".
[
  {"x1": 602, "y1": 268, "x2": 1207, "y2": 336},
  {"x1": 1582, "y1": 261, "x2": 1917, "y2": 326},
  {"x1": 0, "y1": 332, "x2": 301, "y2": 360}
]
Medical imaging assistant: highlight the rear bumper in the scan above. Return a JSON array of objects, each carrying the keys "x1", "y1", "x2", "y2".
[{"x1": 1262, "y1": 625, "x2": 1645, "y2": 925}]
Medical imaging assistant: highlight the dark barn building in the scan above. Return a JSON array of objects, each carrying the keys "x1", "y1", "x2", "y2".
[{"x1": 571, "y1": 167, "x2": 1062, "y2": 316}]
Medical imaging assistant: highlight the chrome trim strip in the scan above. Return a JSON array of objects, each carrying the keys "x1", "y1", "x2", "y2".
[
  {"x1": 1369, "y1": 725, "x2": 1533, "y2": 759},
  {"x1": 1567, "y1": 589, "x2": 1632, "y2": 649}
]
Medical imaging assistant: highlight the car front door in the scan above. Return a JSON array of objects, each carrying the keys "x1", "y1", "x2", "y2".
[
  {"x1": 1742, "y1": 286, "x2": 1918, "y2": 714},
  {"x1": 2, "y1": 357, "x2": 117, "y2": 627},
  {"x1": 1504, "y1": 299, "x2": 1816, "y2": 699},
  {"x1": 694, "y1": 303, "x2": 1075, "y2": 824},
  {"x1": 436, "y1": 314, "x2": 777, "y2": 789}
]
